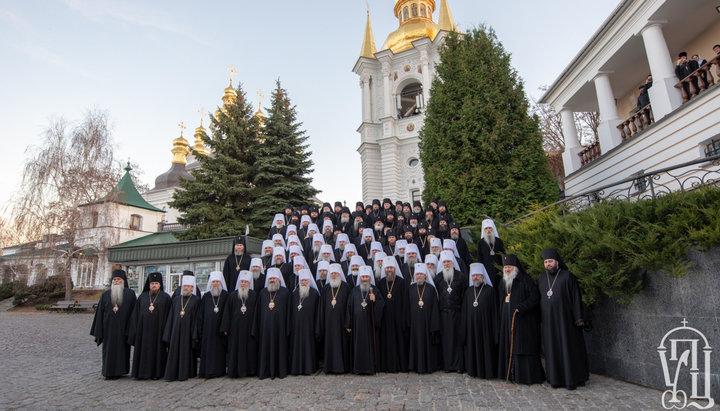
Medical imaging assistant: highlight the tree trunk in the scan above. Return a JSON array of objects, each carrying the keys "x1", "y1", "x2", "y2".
[{"x1": 64, "y1": 243, "x2": 74, "y2": 300}]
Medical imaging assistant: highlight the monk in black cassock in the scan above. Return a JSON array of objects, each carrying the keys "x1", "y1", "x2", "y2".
[
  {"x1": 163, "y1": 275, "x2": 201, "y2": 381},
  {"x1": 377, "y1": 256, "x2": 409, "y2": 373},
  {"x1": 197, "y1": 271, "x2": 228, "y2": 378},
  {"x1": 407, "y1": 263, "x2": 440, "y2": 374},
  {"x1": 128, "y1": 272, "x2": 171, "y2": 379},
  {"x1": 345, "y1": 266, "x2": 384, "y2": 374},
  {"x1": 318, "y1": 264, "x2": 352, "y2": 374},
  {"x1": 459, "y1": 263, "x2": 498, "y2": 379},
  {"x1": 220, "y1": 270, "x2": 258, "y2": 378},
  {"x1": 477, "y1": 219, "x2": 505, "y2": 288},
  {"x1": 270, "y1": 246, "x2": 294, "y2": 291},
  {"x1": 91, "y1": 269, "x2": 137, "y2": 379},
  {"x1": 253, "y1": 268, "x2": 291, "y2": 379},
  {"x1": 223, "y1": 236, "x2": 251, "y2": 293},
  {"x1": 435, "y1": 251, "x2": 467, "y2": 372},
  {"x1": 249, "y1": 258, "x2": 266, "y2": 293},
  {"x1": 538, "y1": 248, "x2": 589, "y2": 390},
  {"x1": 497, "y1": 254, "x2": 545, "y2": 384},
  {"x1": 289, "y1": 269, "x2": 321, "y2": 375}
]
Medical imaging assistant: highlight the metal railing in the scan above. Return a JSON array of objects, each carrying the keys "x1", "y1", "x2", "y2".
[{"x1": 506, "y1": 154, "x2": 720, "y2": 225}]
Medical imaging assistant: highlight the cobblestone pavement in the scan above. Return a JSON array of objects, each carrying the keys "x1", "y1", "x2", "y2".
[{"x1": 0, "y1": 311, "x2": 676, "y2": 410}]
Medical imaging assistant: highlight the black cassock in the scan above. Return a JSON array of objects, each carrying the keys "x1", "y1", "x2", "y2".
[
  {"x1": 163, "y1": 294, "x2": 200, "y2": 381},
  {"x1": 253, "y1": 287, "x2": 291, "y2": 379},
  {"x1": 128, "y1": 291, "x2": 171, "y2": 379},
  {"x1": 220, "y1": 290, "x2": 258, "y2": 377},
  {"x1": 289, "y1": 287, "x2": 320, "y2": 375},
  {"x1": 538, "y1": 269, "x2": 589, "y2": 388},
  {"x1": 377, "y1": 275, "x2": 409, "y2": 372},
  {"x1": 318, "y1": 282, "x2": 352, "y2": 374},
  {"x1": 434, "y1": 270, "x2": 467, "y2": 372},
  {"x1": 273, "y1": 263, "x2": 294, "y2": 291},
  {"x1": 197, "y1": 290, "x2": 228, "y2": 378},
  {"x1": 497, "y1": 273, "x2": 545, "y2": 384},
  {"x1": 345, "y1": 286, "x2": 384, "y2": 374},
  {"x1": 407, "y1": 282, "x2": 440, "y2": 374},
  {"x1": 477, "y1": 238, "x2": 505, "y2": 287},
  {"x1": 459, "y1": 284, "x2": 498, "y2": 378},
  {"x1": 90, "y1": 288, "x2": 137, "y2": 378},
  {"x1": 223, "y1": 253, "x2": 251, "y2": 293},
  {"x1": 253, "y1": 273, "x2": 266, "y2": 294}
]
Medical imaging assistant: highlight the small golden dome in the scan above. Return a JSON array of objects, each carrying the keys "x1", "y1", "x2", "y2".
[
  {"x1": 171, "y1": 125, "x2": 189, "y2": 164},
  {"x1": 193, "y1": 125, "x2": 209, "y2": 156},
  {"x1": 382, "y1": 0, "x2": 439, "y2": 54}
]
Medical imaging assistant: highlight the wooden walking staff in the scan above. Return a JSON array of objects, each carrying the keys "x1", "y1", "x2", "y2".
[
  {"x1": 370, "y1": 286, "x2": 378, "y2": 374},
  {"x1": 504, "y1": 309, "x2": 519, "y2": 388}
]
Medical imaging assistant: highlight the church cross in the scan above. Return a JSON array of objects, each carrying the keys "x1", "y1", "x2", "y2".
[
  {"x1": 226, "y1": 65, "x2": 236, "y2": 82},
  {"x1": 178, "y1": 121, "x2": 186, "y2": 136},
  {"x1": 681, "y1": 318, "x2": 688, "y2": 327},
  {"x1": 198, "y1": 107, "x2": 205, "y2": 127}
]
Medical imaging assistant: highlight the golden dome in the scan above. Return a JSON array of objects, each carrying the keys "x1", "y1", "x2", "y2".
[
  {"x1": 382, "y1": 0, "x2": 439, "y2": 54},
  {"x1": 193, "y1": 124, "x2": 209, "y2": 156},
  {"x1": 171, "y1": 125, "x2": 189, "y2": 164},
  {"x1": 222, "y1": 79, "x2": 237, "y2": 107}
]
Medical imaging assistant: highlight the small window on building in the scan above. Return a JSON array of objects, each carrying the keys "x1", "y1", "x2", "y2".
[
  {"x1": 420, "y1": 4, "x2": 427, "y2": 17},
  {"x1": 408, "y1": 158, "x2": 420, "y2": 167},
  {"x1": 411, "y1": 3, "x2": 418, "y2": 17},
  {"x1": 704, "y1": 137, "x2": 720, "y2": 158},
  {"x1": 411, "y1": 189, "x2": 422, "y2": 204},
  {"x1": 397, "y1": 82, "x2": 424, "y2": 118},
  {"x1": 130, "y1": 214, "x2": 143, "y2": 231},
  {"x1": 403, "y1": 7, "x2": 409, "y2": 20}
]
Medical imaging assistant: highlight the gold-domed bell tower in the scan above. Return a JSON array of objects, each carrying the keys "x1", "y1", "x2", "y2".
[
  {"x1": 215, "y1": 65, "x2": 238, "y2": 119},
  {"x1": 383, "y1": 0, "x2": 438, "y2": 54},
  {"x1": 171, "y1": 122, "x2": 189, "y2": 164}
]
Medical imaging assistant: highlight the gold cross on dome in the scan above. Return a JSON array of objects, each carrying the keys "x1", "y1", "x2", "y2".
[
  {"x1": 198, "y1": 107, "x2": 205, "y2": 127},
  {"x1": 227, "y1": 65, "x2": 236, "y2": 81},
  {"x1": 257, "y1": 89, "x2": 264, "y2": 107},
  {"x1": 178, "y1": 121, "x2": 186, "y2": 136}
]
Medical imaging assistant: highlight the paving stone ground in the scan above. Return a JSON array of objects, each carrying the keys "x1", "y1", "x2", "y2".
[{"x1": 0, "y1": 311, "x2": 678, "y2": 410}]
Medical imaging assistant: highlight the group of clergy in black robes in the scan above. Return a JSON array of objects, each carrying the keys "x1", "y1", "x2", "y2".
[{"x1": 91, "y1": 199, "x2": 591, "y2": 390}]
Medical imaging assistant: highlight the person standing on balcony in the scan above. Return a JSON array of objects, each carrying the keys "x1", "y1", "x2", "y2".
[
  {"x1": 692, "y1": 54, "x2": 709, "y2": 86},
  {"x1": 636, "y1": 75, "x2": 652, "y2": 111},
  {"x1": 676, "y1": 52, "x2": 697, "y2": 97}
]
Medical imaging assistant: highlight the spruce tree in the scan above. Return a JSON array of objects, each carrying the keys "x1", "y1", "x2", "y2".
[
  {"x1": 419, "y1": 27, "x2": 558, "y2": 225},
  {"x1": 170, "y1": 83, "x2": 260, "y2": 240},
  {"x1": 250, "y1": 79, "x2": 318, "y2": 235}
]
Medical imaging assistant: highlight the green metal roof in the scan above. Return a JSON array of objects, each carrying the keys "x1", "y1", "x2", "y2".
[
  {"x1": 107, "y1": 234, "x2": 262, "y2": 264},
  {"x1": 103, "y1": 164, "x2": 164, "y2": 213}
]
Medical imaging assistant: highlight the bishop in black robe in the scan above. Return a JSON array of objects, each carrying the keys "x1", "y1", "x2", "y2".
[
  {"x1": 345, "y1": 269, "x2": 384, "y2": 375},
  {"x1": 223, "y1": 236, "x2": 251, "y2": 292},
  {"x1": 289, "y1": 272, "x2": 321, "y2": 375},
  {"x1": 538, "y1": 249, "x2": 589, "y2": 390},
  {"x1": 318, "y1": 266, "x2": 352, "y2": 374},
  {"x1": 197, "y1": 272, "x2": 229, "y2": 378},
  {"x1": 163, "y1": 276, "x2": 201, "y2": 381},
  {"x1": 128, "y1": 272, "x2": 171, "y2": 379},
  {"x1": 253, "y1": 269, "x2": 291, "y2": 380},
  {"x1": 376, "y1": 257, "x2": 409, "y2": 373},
  {"x1": 220, "y1": 271, "x2": 258, "y2": 378},
  {"x1": 407, "y1": 264, "x2": 440, "y2": 374},
  {"x1": 434, "y1": 253, "x2": 468, "y2": 372},
  {"x1": 459, "y1": 264, "x2": 498, "y2": 379},
  {"x1": 90, "y1": 269, "x2": 137, "y2": 379},
  {"x1": 477, "y1": 219, "x2": 505, "y2": 288},
  {"x1": 497, "y1": 255, "x2": 545, "y2": 384}
]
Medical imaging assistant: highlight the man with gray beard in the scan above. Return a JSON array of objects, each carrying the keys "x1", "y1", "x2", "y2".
[
  {"x1": 91, "y1": 269, "x2": 137, "y2": 379},
  {"x1": 220, "y1": 271, "x2": 258, "y2": 377},
  {"x1": 249, "y1": 258, "x2": 266, "y2": 292},
  {"x1": 254, "y1": 268, "x2": 291, "y2": 379},
  {"x1": 197, "y1": 271, "x2": 229, "y2": 378},
  {"x1": 345, "y1": 266, "x2": 384, "y2": 374},
  {"x1": 425, "y1": 254, "x2": 439, "y2": 278},
  {"x1": 497, "y1": 254, "x2": 544, "y2": 384},
  {"x1": 401, "y1": 243, "x2": 422, "y2": 280},
  {"x1": 459, "y1": 263, "x2": 498, "y2": 379},
  {"x1": 477, "y1": 219, "x2": 505, "y2": 287},
  {"x1": 289, "y1": 269, "x2": 321, "y2": 375},
  {"x1": 318, "y1": 264, "x2": 352, "y2": 373},
  {"x1": 434, "y1": 250, "x2": 467, "y2": 372}
]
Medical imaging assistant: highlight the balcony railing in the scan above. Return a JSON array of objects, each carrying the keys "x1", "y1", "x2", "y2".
[
  {"x1": 157, "y1": 222, "x2": 188, "y2": 232},
  {"x1": 579, "y1": 141, "x2": 601, "y2": 166},
  {"x1": 675, "y1": 55, "x2": 720, "y2": 103},
  {"x1": 618, "y1": 104, "x2": 654, "y2": 141}
]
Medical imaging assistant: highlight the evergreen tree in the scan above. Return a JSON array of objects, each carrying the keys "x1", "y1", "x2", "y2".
[
  {"x1": 249, "y1": 79, "x2": 318, "y2": 235},
  {"x1": 170, "y1": 83, "x2": 260, "y2": 240},
  {"x1": 419, "y1": 28, "x2": 558, "y2": 225}
]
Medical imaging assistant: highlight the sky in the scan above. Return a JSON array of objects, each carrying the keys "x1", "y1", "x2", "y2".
[{"x1": 0, "y1": 0, "x2": 622, "y2": 216}]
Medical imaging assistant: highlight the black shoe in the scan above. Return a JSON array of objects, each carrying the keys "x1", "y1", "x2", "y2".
[
  {"x1": 551, "y1": 384, "x2": 562, "y2": 389},
  {"x1": 566, "y1": 385, "x2": 577, "y2": 390}
]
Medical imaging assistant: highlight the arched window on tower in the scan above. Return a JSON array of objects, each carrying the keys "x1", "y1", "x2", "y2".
[
  {"x1": 420, "y1": 4, "x2": 427, "y2": 17},
  {"x1": 411, "y1": 3, "x2": 418, "y2": 18},
  {"x1": 403, "y1": 7, "x2": 409, "y2": 21},
  {"x1": 396, "y1": 82, "x2": 424, "y2": 118}
]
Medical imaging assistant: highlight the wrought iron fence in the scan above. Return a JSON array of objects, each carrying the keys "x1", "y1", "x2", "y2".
[{"x1": 506, "y1": 154, "x2": 720, "y2": 225}]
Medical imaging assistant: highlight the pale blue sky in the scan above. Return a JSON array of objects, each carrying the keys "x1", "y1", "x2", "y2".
[{"x1": 0, "y1": 0, "x2": 621, "y2": 215}]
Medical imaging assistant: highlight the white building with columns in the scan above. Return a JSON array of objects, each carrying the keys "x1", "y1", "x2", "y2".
[
  {"x1": 541, "y1": 0, "x2": 720, "y2": 197},
  {"x1": 353, "y1": 0, "x2": 459, "y2": 204}
]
